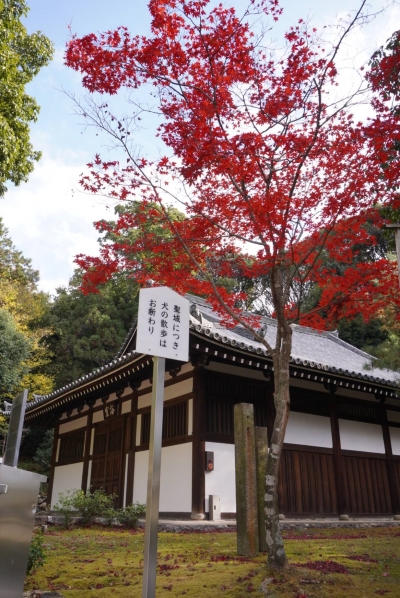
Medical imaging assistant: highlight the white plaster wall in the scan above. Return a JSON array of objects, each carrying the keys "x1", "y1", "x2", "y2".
[
  {"x1": 87, "y1": 460, "x2": 92, "y2": 490},
  {"x1": 133, "y1": 451, "x2": 148, "y2": 505},
  {"x1": 339, "y1": 420, "x2": 385, "y2": 453},
  {"x1": 51, "y1": 462, "x2": 84, "y2": 507},
  {"x1": 59, "y1": 416, "x2": 87, "y2": 434},
  {"x1": 138, "y1": 379, "x2": 193, "y2": 409},
  {"x1": 138, "y1": 393, "x2": 151, "y2": 410},
  {"x1": 205, "y1": 442, "x2": 236, "y2": 513},
  {"x1": 136, "y1": 415, "x2": 142, "y2": 446},
  {"x1": 389, "y1": 427, "x2": 400, "y2": 456},
  {"x1": 132, "y1": 443, "x2": 192, "y2": 511},
  {"x1": 121, "y1": 399, "x2": 132, "y2": 415},
  {"x1": 284, "y1": 412, "x2": 333, "y2": 448},
  {"x1": 188, "y1": 399, "x2": 193, "y2": 436},
  {"x1": 93, "y1": 410, "x2": 104, "y2": 424},
  {"x1": 387, "y1": 411, "x2": 400, "y2": 424}
]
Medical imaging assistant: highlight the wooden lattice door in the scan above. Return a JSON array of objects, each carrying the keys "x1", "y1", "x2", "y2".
[{"x1": 91, "y1": 418, "x2": 125, "y2": 506}]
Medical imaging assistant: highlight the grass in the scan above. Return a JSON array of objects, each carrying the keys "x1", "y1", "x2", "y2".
[{"x1": 25, "y1": 526, "x2": 400, "y2": 597}]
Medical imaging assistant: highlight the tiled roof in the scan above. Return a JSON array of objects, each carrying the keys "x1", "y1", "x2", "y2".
[
  {"x1": 11, "y1": 294, "x2": 400, "y2": 417},
  {"x1": 187, "y1": 295, "x2": 400, "y2": 388}
]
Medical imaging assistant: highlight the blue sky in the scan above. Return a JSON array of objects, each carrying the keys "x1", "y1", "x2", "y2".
[{"x1": 1, "y1": 0, "x2": 399, "y2": 294}]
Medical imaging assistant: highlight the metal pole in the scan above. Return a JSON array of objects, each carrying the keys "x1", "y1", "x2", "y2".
[
  {"x1": 142, "y1": 356, "x2": 165, "y2": 598},
  {"x1": 3, "y1": 390, "x2": 28, "y2": 467}
]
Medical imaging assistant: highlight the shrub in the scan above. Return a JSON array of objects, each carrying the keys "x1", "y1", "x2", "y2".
[
  {"x1": 118, "y1": 502, "x2": 146, "y2": 528},
  {"x1": 71, "y1": 489, "x2": 116, "y2": 526},
  {"x1": 27, "y1": 531, "x2": 46, "y2": 575},
  {"x1": 103, "y1": 506, "x2": 120, "y2": 526},
  {"x1": 53, "y1": 489, "x2": 117, "y2": 528}
]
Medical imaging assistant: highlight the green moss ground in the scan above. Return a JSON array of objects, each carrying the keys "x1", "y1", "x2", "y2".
[{"x1": 25, "y1": 526, "x2": 400, "y2": 597}]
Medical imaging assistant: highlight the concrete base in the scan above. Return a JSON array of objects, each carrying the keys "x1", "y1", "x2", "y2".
[
  {"x1": 339, "y1": 514, "x2": 350, "y2": 521},
  {"x1": 191, "y1": 513, "x2": 206, "y2": 520},
  {"x1": 394, "y1": 514, "x2": 400, "y2": 521}
]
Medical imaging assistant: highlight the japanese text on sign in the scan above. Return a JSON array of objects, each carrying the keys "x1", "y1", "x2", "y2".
[{"x1": 136, "y1": 287, "x2": 189, "y2": 362}]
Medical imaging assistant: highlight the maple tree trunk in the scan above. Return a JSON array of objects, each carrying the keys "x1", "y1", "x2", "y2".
[{"x1": 264, "y1": 328, "x2": 292, "y2": 567}]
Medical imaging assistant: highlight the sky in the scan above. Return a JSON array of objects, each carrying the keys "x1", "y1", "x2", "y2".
[{"x1": 1, "y1": 0, "x2": 399, "y2": 295}]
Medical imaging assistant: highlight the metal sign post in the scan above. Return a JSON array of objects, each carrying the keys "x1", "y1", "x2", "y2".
[
  {"x1": 136, "y1": 287, "x2": 189, "y2": 598},
  {"x1": 3, "y1": 389, "x2": 28, "y2": 467}
]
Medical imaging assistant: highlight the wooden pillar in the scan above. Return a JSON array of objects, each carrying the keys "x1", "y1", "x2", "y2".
[
  {"x1": 125, "y1": 382, "x2": 140, "y2": 505},
  {"x1": 191, "y1": 358, "x2": 207, "y2": 519},
  {"x1": 328, "y1": 386, "x2": 349, "y2": 518},
  {"x1": 48, "y1": 416, "x2": 61, "y2": 507},
  {"x1": 234, "y1": 403, "x2": 258, "y2": 556},
  {"x1": 81, "y1": 401, "x2": 95, "y2": 493},
  {"x1": 379, "y1": 398, "x2": 400, "y2": 516}
]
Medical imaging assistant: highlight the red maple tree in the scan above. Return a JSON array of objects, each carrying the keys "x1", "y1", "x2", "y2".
[{"x1": 65, "y1": 0, "x2": 399, "y2": 565}]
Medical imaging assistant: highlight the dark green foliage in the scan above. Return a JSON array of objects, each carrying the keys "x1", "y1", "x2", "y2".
[
  {"x1": 0, "y1": 307, "x2": 30, "y2": 396},
  {"x1": 33, "y1": 428, "x2": 53, "y2": 473},
  {"x1": 53, "y1": 489, "x2": 117, "y2": 528},
  {"x1": 26, "y1": 530, "x2": 46, "y2": 575},
  {"x1": 117, "y1": 502, "x2": 146, "y2": 528},
  {"x1": 43, "y1": 271, "x2": 139, "y2": 387},
  {"x1": 0, "y1": 0, "x2": 54, "y2": 196},
  {"x1": 337, "y1": 315, "x2": 388, "y2": 350}
]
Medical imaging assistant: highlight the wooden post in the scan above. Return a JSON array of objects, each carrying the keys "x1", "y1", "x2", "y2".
[
  {"x1": 48, "y1": 417, "x2": 61, "y2": 507},
  {"x1": 234, "y1": 403, "x2": 259, "y2": 557},
  {"x1": 255, "y1": 426, "x2": 268, "y2": 552},
  {"x1": 81, "y1": 401, "x2": 95, "y2": 493},
  {"x1": 125, "y1": 381, "x2": 140, "y2": 506},
  {"x1": 191, "y1": 360, "x2": 206, "y2": 519},
  {"x1": 328, "y1": 388, "x2": 349, "y2": 519},
  {"x1": 379, "y1": 399, "x2": 400, "y2": 517}
]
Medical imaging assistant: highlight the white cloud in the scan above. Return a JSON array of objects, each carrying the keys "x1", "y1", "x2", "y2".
[{"x1": 1, "y1": 152, "x2": 116, "y2": 295}]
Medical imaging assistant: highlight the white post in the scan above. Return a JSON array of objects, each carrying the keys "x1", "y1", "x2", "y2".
[{"x1": 142, "y1": 356, "x2": 165, "y2": 598}]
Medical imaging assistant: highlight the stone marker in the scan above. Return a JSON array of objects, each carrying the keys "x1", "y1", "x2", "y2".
[
  {"x1": 234, "y1": 403, "x2": 259, "y2": 556},
  {"x1": 255, "y1": 426, "x2": 269, "y2": 553}
]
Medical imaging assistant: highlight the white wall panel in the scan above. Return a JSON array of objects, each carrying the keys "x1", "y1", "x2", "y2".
[
  {"x1": 51, "y1": 462, "x2": 83, "y2": 507},
  {"x1": 205, "y1": 442, "x2": 236, "y2": 513},
  {"x1": 59, "y1": 416, "x2": 87, "y2": 434},
  {"x1": 132, "y1": 443, "x2": 192, "y2": 511},
  {"x1": 285, "y1": 412, "x2": 332, "y2": 448},
  {"x1": 93, "y1": 410, "x2": 104, "y2": 423},
  {"x1": 138, "y1": 379, "x2": 193, "y2": 409},
  {"x1": 339, "y1": 420, "x2": 385, "y2": 453},
  {"x1": 121, "y1": 400, "x2": 132, "y2": 414},
  {"x1": 390, "y1": 427, "x2": 400, "y2": 456}
]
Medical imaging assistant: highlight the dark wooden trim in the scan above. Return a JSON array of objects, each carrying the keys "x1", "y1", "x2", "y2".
[
  {"x1": 380, "y1": 402, "x2": 400, "y2": 514},
  {"x1": 387, "y1": 421, "x2": 400, "y2": 428},
  {"x1": 137, "y1": 393, "x2": 193, "y2": 414},
  {"x1": 341, "y1": 449, "x2": 387, "y2": 459},
  {"x1": 58, "y1": 410, "x2": 91, "y2": 425},
  {"x1": 283, "y1": 443, "x2": 333, "y2": 455},
  {"x1": 191, "y1": 365, "x2": 206, "y2": 518},
  {"x1": 81, "y1": 406, "x2": 94, "y2": 492},
  {"x1": 329, "y1": 392, "x2": 348, "y2": 515},
  {"x1": 136, "y1": 370, "x2": 194, "y2": 398},
  {"x1": 205, "y1": 433, "x2": 234, "y2": 444},
  {"x1": 125, "y1": 390, "x2": 138, "y2": 505},
  {"x1": 48, "y1": 419, "x2": 60, "y2": 506},
  {"x1": 54, "y1": 456, "x2": 85, "y2": 466},
  {"x1": 58, "y1": 424, "x2": 88, "y2": 437},
  {"x1": 135, "y1": 436, "x2": 192, "y2": 452}
]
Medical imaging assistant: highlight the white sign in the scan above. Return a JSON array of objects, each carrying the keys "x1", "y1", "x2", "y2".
[{"x1": 136, "y1": 287, "x2": 190, "y2": 362}]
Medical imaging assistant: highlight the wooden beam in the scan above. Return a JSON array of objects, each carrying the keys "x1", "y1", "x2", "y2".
[
  {"x1": 379, "y1": 400, "x2": 400, "y2": 515},
  {"x1": 191, "y1": 362, "x2": 206, "y2": 519},
  {"x1": 329, "y1": 390, "x2": 348, "y2": 517},
  {"x1": 81, "y1": 404, "x2": 94, "y2": 493},
  {"x1": 48, "y1": 418, "x2": 60, "y2": 507},
  {"x1": 125, "y1": 386, "x2": 139, "y2": 505}
]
